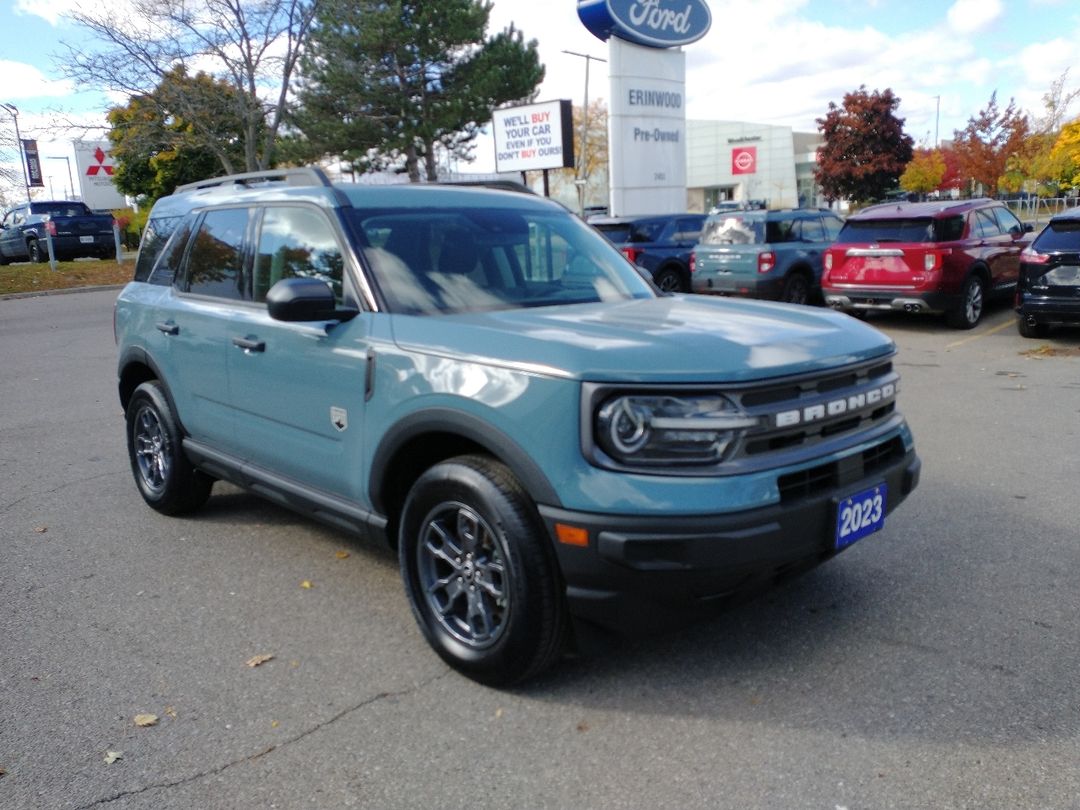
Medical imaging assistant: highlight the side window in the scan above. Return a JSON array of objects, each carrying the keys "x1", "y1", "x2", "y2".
[
  {"x1": 797, "y1": 217, "x2": 825, "y2": 242},
  {"x1": 133, "y1": 215, "x2": 183, "y2": 283},
  {"x1": 765, "y1": 219, "x2": 794, "y2": 243},
  {"x1": 672, "y1": 217, "x2": 704, "y2": 243},
  {"x1": 993, "y1": 206, "x2": 1023, "y2": 235},
  {"x1": 184, "y1": 208, "x2": 251, "y2": 300},
  {"x1": 253, "y1": 206, "x2": 345, "y2": 304},
  {"x1": 822, "y1": 215, "x2": 843, "y2": 241},
  {"x1": 971, "y1": 209, "x2": 1000, "y2": 239}
]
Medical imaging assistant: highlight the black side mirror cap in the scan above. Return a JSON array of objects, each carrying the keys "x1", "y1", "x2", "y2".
[
  {"x1": 266, "y1": 277, "x2": 358, "y2": 323},
  {"x1": 1024, "y1": 223, "x2": 1034, "y2": 233}
]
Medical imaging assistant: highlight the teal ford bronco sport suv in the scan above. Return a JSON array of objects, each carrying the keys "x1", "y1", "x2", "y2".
[{"x1": 115, "y1": 168, "x2": 920, "y2": 685}]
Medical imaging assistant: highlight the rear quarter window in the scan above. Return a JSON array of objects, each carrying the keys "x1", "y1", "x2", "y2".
[{"x1": 133, "y1": 215, "x2": 183, "y2": 283}]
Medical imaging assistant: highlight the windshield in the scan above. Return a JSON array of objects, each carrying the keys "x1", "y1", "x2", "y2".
[
  {"x1": 699, "y1": 215, "x2": 766, "y2": 245},
  {"x1": 350, "y1": 206, "x2": 656, "y2": 314}
]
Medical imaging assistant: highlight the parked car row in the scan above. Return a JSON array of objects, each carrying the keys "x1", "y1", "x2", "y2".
[{"x1": 593, "y1": 197, "x2": 1080, "y2": 336}]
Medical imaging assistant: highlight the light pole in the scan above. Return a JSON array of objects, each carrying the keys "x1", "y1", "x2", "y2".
[
  {"x1": 1, "y1": 102, "x2": 32, "y2": 204},
  {"x1": 933, "y1": 95, "x2": 940, "y2": 148},
  {"x1": 562, "y1": 49, "x2": 607, "y2": 216}
]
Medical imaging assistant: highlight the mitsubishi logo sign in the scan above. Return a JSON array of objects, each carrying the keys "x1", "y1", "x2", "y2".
[
  {"x1": 86, "y1": 146, "x2": 115, "y2": 177},
  {"x1": 73, "y1": 140, "x2": 126, "y2": 209}
]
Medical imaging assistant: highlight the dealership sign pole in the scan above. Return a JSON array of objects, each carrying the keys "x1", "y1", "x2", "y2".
[{"x1": 577, "y1": 0, "x2": 712, "y2": 216}]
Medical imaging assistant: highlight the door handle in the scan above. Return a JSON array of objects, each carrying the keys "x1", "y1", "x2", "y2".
[
  {"x1": 155, "y1": 321, "x2": 179, "y2": 335},
  {"x1": 232, "y1": 336, "x2": 266, "y2": 352}
]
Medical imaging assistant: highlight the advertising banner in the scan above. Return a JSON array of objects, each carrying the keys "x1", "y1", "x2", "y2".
[
  {"x1": 22, "y1": 139, "x2": 44, "y2": 187},
  {"x1": 492, "y1": 100, "x2": 575, "y2": 174},
  {"x1": 73, "y1": 140, "x2": 126, "y2": 210}
]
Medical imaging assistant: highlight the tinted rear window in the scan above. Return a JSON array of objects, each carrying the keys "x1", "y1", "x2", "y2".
[
  {"x1": 835, "y1": 217, "x2": 962, "y2": 244},
  {"x1": 1033, "y1": 219, "x2": 1080, "y2": 251},
  {"x1": 700, "y1": 215, "x2": 765, "y2": 245},
  {"x1": 30, "y1": 202, "x2": 93, "y2": 217}
]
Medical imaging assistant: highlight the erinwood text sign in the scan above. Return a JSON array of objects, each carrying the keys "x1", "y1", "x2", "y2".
[{"x1": 492, "y1": 100, "x2": 575, "y2": 174}]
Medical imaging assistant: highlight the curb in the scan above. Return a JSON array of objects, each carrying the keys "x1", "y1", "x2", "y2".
[{"x1": 1, "y1": 284, "x2": 127, "y2": 301}]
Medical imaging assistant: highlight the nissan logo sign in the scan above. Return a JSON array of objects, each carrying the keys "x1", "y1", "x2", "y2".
[{"x1": 578, "y1": 0, "x2": 713, "y2": 49}]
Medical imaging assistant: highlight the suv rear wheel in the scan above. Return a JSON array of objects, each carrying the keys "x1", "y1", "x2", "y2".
[
  {"x1": 781, "y1": 272, "x2": 811, "y2": 305},
  {"x1": 126, "y1": 381, "x2": 213, "y2": 515},
  {"x1": 1017, "y1": 317, "x2": 1050, "y2": 339},
  {"x1": 653, "y1": 266, "x2": 686, "y2": 293},
  {"x1": 947, "y1": 275, "x2": 984, "y2": 329},
  {"x1": 399, "y1": 455, "x2": 567, "y2": 685}
]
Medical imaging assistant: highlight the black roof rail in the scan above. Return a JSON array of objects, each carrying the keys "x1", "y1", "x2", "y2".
[
  {"x1": 175, "y1": 166, "x2": 333, "y2": 193},
  {"x1": 434, "y1": 179, "x2": 536, "y2": 195}
]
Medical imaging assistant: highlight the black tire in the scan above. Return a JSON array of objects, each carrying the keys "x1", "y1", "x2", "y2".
[
  {"x1": 399, "y1": 454, "x2": 567, "y2": 686},
  {"x1": 0, "y1": 251, "x2": 10, "y2": 266},
  {"x1": 780, "y1": 272, "x2": 811, "y2": 305},
  {"x1": 125, "y1": 381, "x2": 212, "y2": 515},
  {"x1": 1017, "y1": 316, "x2": 1050, "y2": 339},
  {"x1": 653, "y1": 266, "x2": 686, "y2": 293},
  {"x1": 947, "y1": 274, "x2": 985, "y2": 329},
  {"x1": 27, "y1": 239, "x2": 45, "y2": 263}
]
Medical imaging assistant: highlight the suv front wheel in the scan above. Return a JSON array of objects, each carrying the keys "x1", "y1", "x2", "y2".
[{"x1": 399, "y1": 455, "x2": 567, "y2": 685}]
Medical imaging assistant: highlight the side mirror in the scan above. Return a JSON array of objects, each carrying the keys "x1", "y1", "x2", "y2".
[
  {"x1": 266, "y1": 277, "x2": 358, "y2": 323},
  {"x1": 1023, "y1": 223, "x2": 1034, "y2": 233}
]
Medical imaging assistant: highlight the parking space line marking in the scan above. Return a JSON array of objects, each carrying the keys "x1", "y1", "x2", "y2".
[{"x1": 946, "y1": 317, "x2": 1014, "y2": 349}]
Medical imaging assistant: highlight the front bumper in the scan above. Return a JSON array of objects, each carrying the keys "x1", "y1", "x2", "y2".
[{"x1": 540, "y1": 444, "x2": 920, "y2": 634}]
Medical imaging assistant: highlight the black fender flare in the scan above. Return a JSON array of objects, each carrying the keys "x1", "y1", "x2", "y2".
[{"x1": 369, "y1": 407, "x2": 561, "y2": 514}]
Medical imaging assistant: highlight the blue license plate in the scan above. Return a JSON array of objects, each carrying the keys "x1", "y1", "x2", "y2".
[{"x1": 835, "y1": 484, "x2": 887, "y2": 549}]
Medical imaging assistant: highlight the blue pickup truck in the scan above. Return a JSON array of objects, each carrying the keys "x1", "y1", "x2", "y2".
[{"x1": 0, "y1": 200, "x2": 116, "y2": 264}]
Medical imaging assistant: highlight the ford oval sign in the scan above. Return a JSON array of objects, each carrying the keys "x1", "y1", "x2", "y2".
[{"x1": 578, "y1": 0, "x2": 712, "y2": 48}]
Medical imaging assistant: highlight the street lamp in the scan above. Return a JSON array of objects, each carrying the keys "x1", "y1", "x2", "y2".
[
  {"x1": 562, "y1": 50, "x2": 607, "y2": 217},
  {"x1": 46, "y1": 155, "x2": 75, "y2": 199},
  {"x1": 0, "y1": 102, "x2": 32, "y2": 204}
]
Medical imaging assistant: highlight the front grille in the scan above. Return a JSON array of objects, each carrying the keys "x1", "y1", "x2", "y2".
[
  {"x1": 729, "y1": 359, "x2": 898, "y2": 460},
  {"x1": 777, "y1": 436, "x2": 906, "y2": 503}
]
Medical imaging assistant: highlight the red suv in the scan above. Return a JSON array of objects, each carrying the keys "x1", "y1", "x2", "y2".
[{"x1": 822, "y1": 199, "x2": 1033, "y2": 328}]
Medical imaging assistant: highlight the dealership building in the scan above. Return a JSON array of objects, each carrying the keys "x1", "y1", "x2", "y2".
[{"x1": 686, "y1": 120, "x2": 824, "y2": 212}]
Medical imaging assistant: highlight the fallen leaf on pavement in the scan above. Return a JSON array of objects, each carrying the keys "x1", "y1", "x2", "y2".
[
  {"x1": 34, "y1": 526, "x2": 47, "y2": 534},
  {"x1": 335, "y1": 550, "x2": 350, "y2": 559},
  {"x1": 133, "y1": 714, "x2": 158, "y2": 727},
  {"x1": 300, "y1": 580, "x2": 314, "y2": 589},
  {"x1": 164, "y1": 706, "x2": 177, "y2": 718},
  {"x1": 246, "y1": 654, "x2": 274, "y2": 668},
  {"x1": 104, "y1": 751, "x2": 123, "y2": 764}
]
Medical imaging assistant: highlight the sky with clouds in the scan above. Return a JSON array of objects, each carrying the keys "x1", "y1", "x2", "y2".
[{"x1": 1, "y1": 0, "x2": 1078, "y2": 190}]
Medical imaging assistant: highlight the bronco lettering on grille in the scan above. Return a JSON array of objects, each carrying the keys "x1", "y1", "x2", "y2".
[{"x1": 774, "y1": 383, "x2": 895, "y2": 428}]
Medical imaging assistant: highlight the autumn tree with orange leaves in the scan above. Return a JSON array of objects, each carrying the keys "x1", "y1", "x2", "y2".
[{"x1": 951, "y1": 93, "x2": 1031, "y2": 196}]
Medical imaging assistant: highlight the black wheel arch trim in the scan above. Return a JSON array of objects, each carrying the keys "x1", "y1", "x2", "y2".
[
  {"x1": 117, "y1": 347, "x2": 186, "y2": 434},
  {"x1": 369, "y1": 407, "x2": 562, "y2": 514}
]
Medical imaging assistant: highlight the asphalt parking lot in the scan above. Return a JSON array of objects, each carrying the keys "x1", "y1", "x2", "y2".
[{"x1": 1, "y1": 289, "x2": 1078, "y2": 809}]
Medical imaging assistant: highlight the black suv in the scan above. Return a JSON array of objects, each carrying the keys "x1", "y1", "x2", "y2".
[
  {"x1": 1016, "y1": 208, "x2": 1080, "y2": 338},
  {"x1": 589, "y1": 213, "x2": 707, "y2": 292}
]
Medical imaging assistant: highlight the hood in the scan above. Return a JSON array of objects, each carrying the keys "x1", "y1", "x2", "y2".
[{"x1": 389, "y1": 295, "x2": 894, "y2": 384}]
